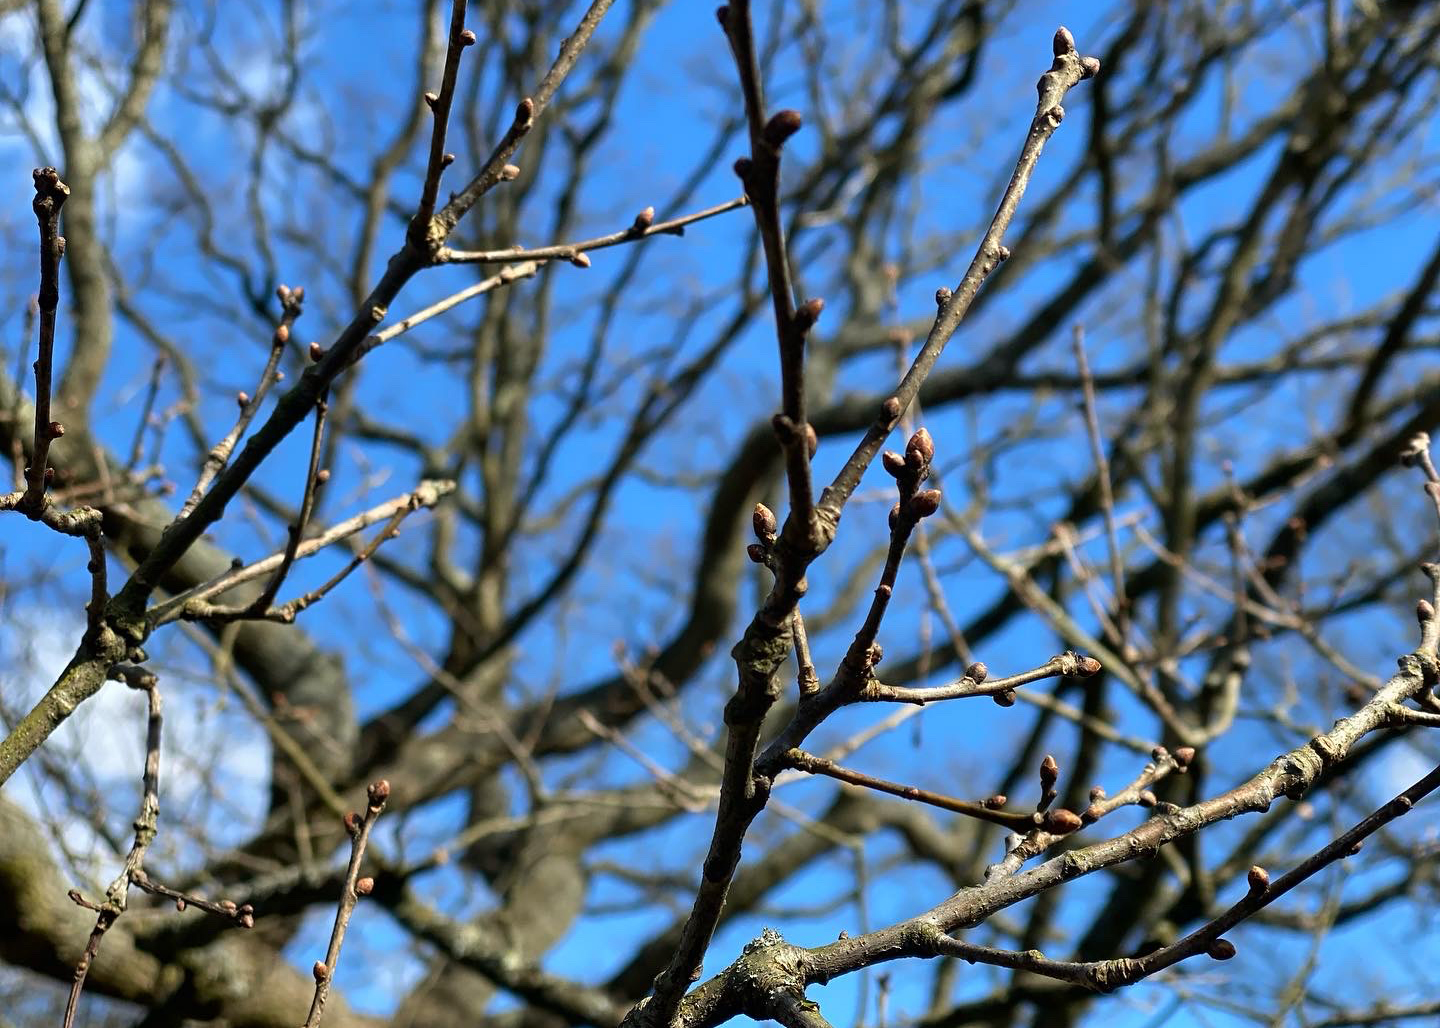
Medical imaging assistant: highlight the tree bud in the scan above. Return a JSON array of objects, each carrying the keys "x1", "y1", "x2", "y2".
[
  {"x1": 368, "y1": 779, "x2": 391, "y2": 805},
  {"x1": 983, "y1": 794, "x2": 1007, "y2": 809},
  {"x1": 882, "y1": 451, "x2": 906, "y2": 478},
  {"x1": 1247, "y1": 865, "x2": 1269, "y2": 894},
  {"x1": 966, "y1": 661, "x2": 988, "y2": 683},
  {"x1": 1207, "y1": 939, "x2": 1236, "y2": 961},
  {"x1": 753, "y1": 503, "x2": 776, "y2": 539},
  {"x1": 905, "y1": 427, "x2": 934, "y2": 467},
  {"x1": 1040, "y1": 754, "x2": 1059, "y2": 789},
  {"x1": 763, "y1": 109, "x2": 803, "y2": 148},
  {"x1": 910, "y1": 489, "x2": 942, "y2": 518},
  {"x1": 1043, "y1": 808, "x2": 1082, "y2": 834}
]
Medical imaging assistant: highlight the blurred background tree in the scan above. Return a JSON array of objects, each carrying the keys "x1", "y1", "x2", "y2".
[{"x1": 2, "y1": 2, "x2": 1440, "y2": 1027}]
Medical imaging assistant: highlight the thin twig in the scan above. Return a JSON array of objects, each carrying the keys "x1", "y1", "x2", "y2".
[{"x1": 20, "y1": 168, "x2": 68, "y2": 515}]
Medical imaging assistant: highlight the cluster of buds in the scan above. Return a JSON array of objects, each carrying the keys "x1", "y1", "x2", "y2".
[
  {"x1": 747, "y1": 502, "x2": 778, "y2": 566},
  {"x1": 881, "y1": 427, "x2": 942, "y2": 534}
]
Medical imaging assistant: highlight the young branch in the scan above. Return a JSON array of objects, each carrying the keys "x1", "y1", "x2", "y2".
[{"x1": 20, "y1": 167, "x2": 69, "y2": 515}]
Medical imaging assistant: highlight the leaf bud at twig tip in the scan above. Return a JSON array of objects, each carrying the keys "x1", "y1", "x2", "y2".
[
  {"x1": 882, "y1": 396, "x2": 902, "y2": 420},
  {"x1": 238, "y1": 905, "x2": 255, "y2": 928},
  {"x1": 1043, "y1": 808, "x2": 1082, "y2": 835},
  {"x1": 236, "y1": 391, "x2": 250, "y2": 408},
  {"x1": 935, "y1": 286, "x2": 951, "y2": 306},
  {"x1": 1078, "y1": 655, "x2": 1102, "y2": 676},
  {"x1": 805, "y1": 423, "x2": 818, "y2": 459},
  {"x1": 1052, "y1": 26, "x2": 1075, "y2": 57},
  {"x1": 501, "y1": 163, "x2": 520, "y2": 180},
  {"x1": 733, "y1": 156, "x2": 753, "y2": 180},
  {"x1": 423, "y1": 91, "x2": 438, "y2": 109},
  {"x1": 1090, "y1": 785, "x2": 1106, "y2": 801},
  {"x1": 368, "y1": 779, "x2": 391, "y2": 806},
  {"x1": 882, "y1": 450, "x2": 906, "y2": 478},
  {"x1": 356, "y1": 877, "x2": 375, "y2": 896},
  {"x1": 309, "y1": 342, "x2": 324, "y2": 362},
  {"x1": 1138, "y1": 790, "x2": 1157, "y2": 808},
  {"x1": 570, "y1": 252, "x2": 591, "y2": 268},
  {"x1": 1151, "y1": 746, "x2": 1169, "y2": 762},
  {"x1": 753, "y1": 503, "x2": 776, "y2": 539},
  {"x1": 982, "y1": 794, "x2": 1007, "y2": 810},
  {"x1": 441, "y1": 152, "x2": 455, "y2": 167},
  {"x1": 1247, "y1": 865, "x2": 1269, "y2": 893},
  {"x1": 1419, "y1": 599, "x2": 1435, "y2": 624},
  {"x1": 966, "y1": 661, "x2": 988, "y2": 683},
  {"x1": 1207, "y1": 939, "x2": 1236, "y2": 961},
  {"x1": 910, "y1": 488, "x2": 942, "y2": 518},
  {"x1": 458, "y1": 28, "x2": 476, "y2": 46},
  {"x1": 48, "y1": 420, "x2": 64, "y2": 438},
  {"x1": 763, "y1": 108, "x2": 804, "y2": 149},
  {"x1": 794, "y1": 297, "x2": 824, "y2": 331},
  {"x1": 888, "y1": 502, "x2": 902, "y2": 532},
  {"x1": 633, "y1": 206, "x2": 655, "y2": 231},
  {"x1": 746, "y1": 542, "x2": 767, "y2": 564},
  {"x1": 313, "y1": 961, "x2": 329, "y2": 982},
  {"x1": 906, "y1": 426, "x2": 934, "y2": 466},
  {"x1": 992, "y1": 688, "x2": 1016, "y2": 707},
  {"x1": 1174, "y1": 746, "x2": 1195, "y2": 768}
]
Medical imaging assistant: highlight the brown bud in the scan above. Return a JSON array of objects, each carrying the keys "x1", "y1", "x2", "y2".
[
  {"x1": 992, "y1": 688, "x2": 1017, "y2": 707},
  {"x1": 910, "y1": 489, "x2": 942, "y2": 518},
  {"x1": 236, "y1": 391, "x2": 250, "y2": 408},
  {"x1": 368, "y1": 778, "x2": 391, "y2": 806},
  {"x1": 715, "y1": 5, "x2": 728, "y2": 27},
  {"x1": 175, "y1": 897, "x2": 187, "y2": 911},
  {"x1": 309, "y1": 342, "x2": 324, "y2": 362},
  {"x1": 1419, "y1": 599, "x2": 1435, "y2": 624},
  {"x1": 441, "y1": 153, "x2": 456, "y2": 167},
  {"x1": 1138, "y1": 790, "x2": 1157, "y2": 808},
  {"x1": 423, "y1": 91, "x2": 439, "y2": 108},
  {"x1": 315, "y1": 468, "x2": 331, "y2": 485},
  {"x1": 238, "y1": 907, "x2": 255, "y2": 929},
  {"x1": 753, "y1": 503, "x2": 776, "y2": 540},
  {"x1": 763, "y1": 109, "x2": 803, "y2": 148},
  {"x1": 966, "y1": 661, "x2": 988, "y2": 683},
  {"x1": 47, "y1": 421, "x2": 64, "y2": 438},
  {"x1": 935, "y1": 286, "x2": 951, "y2": 307},
  {"x1": 982, "y1": 794, "x2": 1007, "y2": 809},
  {"x1": 220, "y1": 900, "x2": 237, "y2": 914},
  {"x1": 1081, "y1": 804, "x2": 1101, "y2": 822},
  {"x1": 1076, "y1": 656, "x2": 1102, "y2": 676},
  {"x1": 1174, "y1": 746, "x2": 1196, "y2": 768},
  {"x1": 746, "y1": 542, "x2": 767, "y2": 563},
  {"x1": 794, "y1": 297, "x2": 824, "y2": 332},
  {"x1": 313, "y1": 961, "x2": 329, "y2": 982},
  {"x1": 515, "y1": 97, "x2": 535, "y2": 124},
  {"x1": 1080, "y1": 56, "x2": 1101, "y2": 79},
  {"x1": 906, "y1": 427, "x2": 935, "y2": 466},
  {"x1": 1052, "y1": 27, "x2": 1075, "y2": 57},
  {"x1": 1089, "y1": 785, "x2": 1106, "y2": 801},
  {"x1": 458, "y1": 28, "x2": 476, "y2": 46},
  {"x1": 1206, "y1": 939, "x2": 1236, "y2": 961},
  {"x1": 882, "y1": 451, "x2": 906, "y2": 478},
  {"x1": 804, "y1": 423, "x2": 818, "y2": 459},
  {"x1": 1040, "y1": 754, "x2": 1059, "y2": 789},
  {"x1": 356, "y1": 877, "x2": 375, "y2": 896},
  {"x1": 887, "y1": 502, "x2": 902, "y2": 532},
  {"x1": 570, "y1": 252, "x2": 591, "y2": 268},
  {"x1": 1151, "y1": 746, "x2": 1169, "y2": 762},
  {"x1": 882, "y1": 396, "x2": 902, "y2": 420},
  {"x1": 633, "y1": 206, "x2": 655, "y2": 231},
  {"x1": 733, "y1": 156, "x2": 753, "y2": 180},
  {"x1": 1247, "y1": 866, "x2": 1269, "y2": 894},
  {"x1": 1043, "y1": 808, "x2": 1082, "y2": 835}
]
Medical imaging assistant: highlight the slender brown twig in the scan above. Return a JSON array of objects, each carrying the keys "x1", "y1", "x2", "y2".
[{"x1": 21, "y1": 168, "x2": 69, "y2": 515}]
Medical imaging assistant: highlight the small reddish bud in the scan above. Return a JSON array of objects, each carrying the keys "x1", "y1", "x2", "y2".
[
  {"x1": 733, "y1": 156, "x2": 753, "y2": 180},
  {"x1": 715, "y1": 5, "x2": 728, "y2": 27},
  {"x1": 1151, "y1": 746, "x2": 1169, "y2": 762},
  {"x1": 882, "y1": 451, "x2": 906, "y2": 478},
  {"x1": 747, "y1": 542, "x2": 767, "y2": 563},
  {"x1": 368, "y1": 779, "x2": 391, "y2": 806},
  {"x1": 633, "y1": 206, "x2": 655, "y2": 231},
  {"x1": 441, "y1": 153, "x2": 456, "y2": 167},
  {"x1": 1080, "y1": 56, "x2": 1101, "y2": 79},
  {"x1": 794, "y1": 297, "x2": 824, "y2": 332},
  {"x1": 1138, "y1": 790, "x2": 1157, "y2": 808},
  {"x1": 905, "y1": 427, "x2": 934, "y2": 467},
  {"x1": 1089, "y1": 785, "x2": 1106, "y2": 801},
  {"x1": 1077, "y1": 656, "x2": 1102, "y2": 676},
  {"x1": 1052, "y1": 27, "x2": 1075, "y2": 57},
  {"x1": 315, "y1": 468, "x2": 331, "y2": 485},
  {"x1": 1040, "y1": 754, "x2": 1059, "y2": 789},
  {"x1": 356, "y1": 877, "x2": 374, "y2": 896},
  {"x1": 992, "y1": 688, "x2": 1016, "y2": 707},
  {"x1": 887, "y1": 502, "x2": 902, "y2": 532},
  {"x1": 570, "y1": 252, "x2": 591, "y2": 268},
  {"x1": 804, "y1": 423, "x2": 818, "y2": 459},
  {"x1": 237, "y1": 904, "x2": 255, "y2": 928},
  {"x1": 982, "y1": 794, "x2": 1007, "y2": 810},
  {"x1": 1207, "y1": 939, "x2": 1236, "y2": 961},
  {"x1": 1043, "y1": 808, "x2": 1082, "y2": 834},
  {"x1": 966, "y1": 661, "x2": 988, "y2": 683},
  {"x1": 1419, "y1": 599, "x2": 1435, "y2": 624},
  {"x1": 458, "y1": 28, "x2": 476, "y2": 46},
  {"x1": 220, "y1": 900, "x2": 237, "y2": 914},
  {"x1": 309, "y1": 342, "x2": 324, "y2": 362},
  {"x1": 935, "y1": 286, "x2": 951, "y2": 307},
  {"x1": 274, "y1": 323, "x2": 289, "y2": 345},
  {"x1": 48, "y1": 421, "x2": 64, "y2": 438},
  {"x1": 763, "y1": 109, "x2": 803, "y2": 148},
  {"x1": 753, "y1": 503, "x2": 776, "y2": 539},
  {"x1": 1174, "y1": 746, "x2": 1195, "y2": 768},
  {"x1": 237, "y1": 391, "x2": 250, "y2": 408},
  {"x1": 175, "y1": 898, "x2": 187, "y2": 912},
  {"x1": 1247, "y1": 866, "x2": 1269, "y2": 894},
  {"x1": 910, "y1": 489, "x2": 942, "y2": 518},
  {"x1": 313, "y1": 961, "x2": 329, "y2": 981}
]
